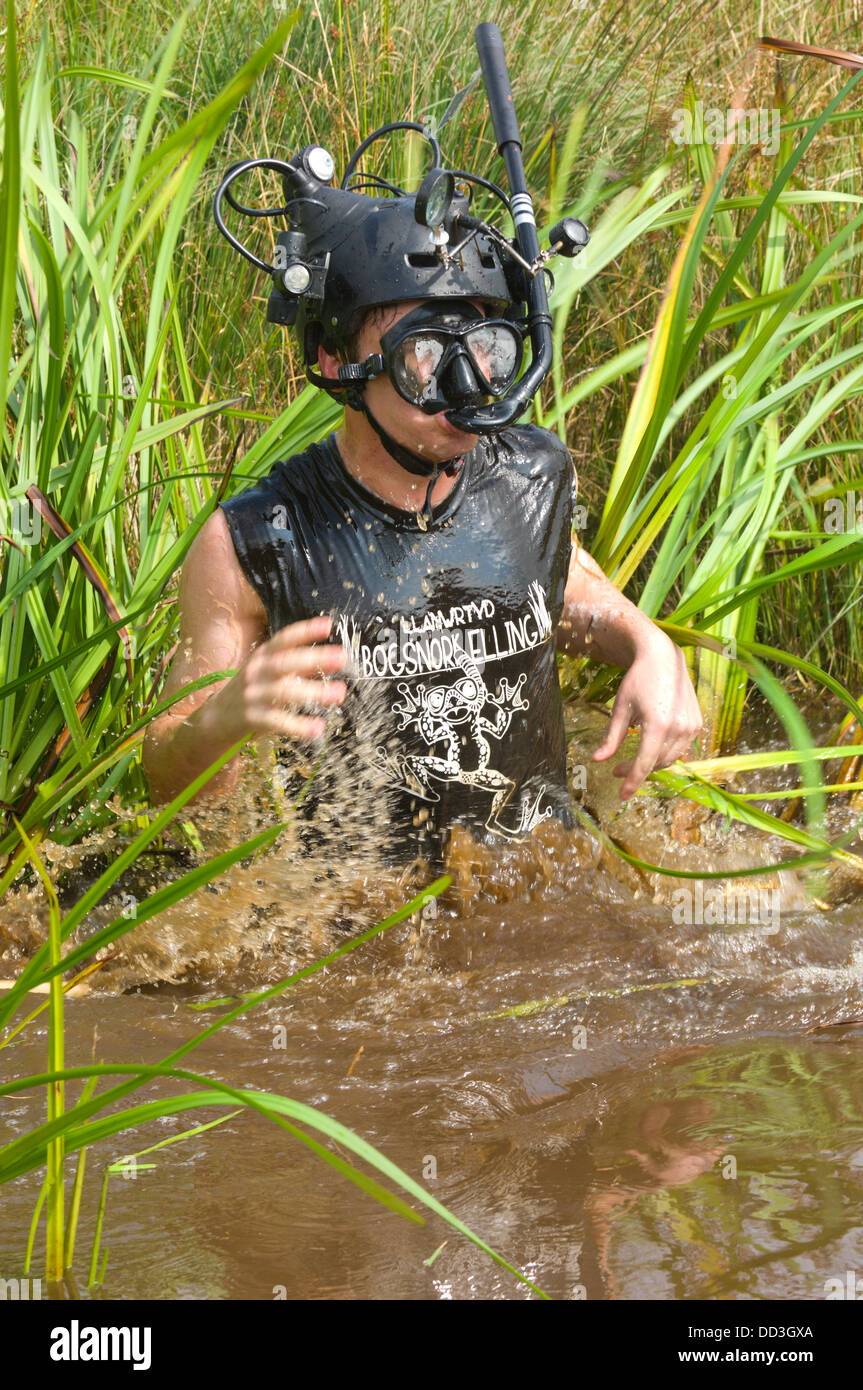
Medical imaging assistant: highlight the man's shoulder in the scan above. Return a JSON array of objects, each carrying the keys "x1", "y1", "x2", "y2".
[
  {"x1": 479, "y1": 424, "x2": 577, "y2": 522},
  {"x1": 218, "y1": 435, "x2": 333, "y2": 521}
]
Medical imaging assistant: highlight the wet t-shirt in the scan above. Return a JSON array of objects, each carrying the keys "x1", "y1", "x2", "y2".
[{"x1": 218, "y1": 425, "x2": 577, "y2": 867}]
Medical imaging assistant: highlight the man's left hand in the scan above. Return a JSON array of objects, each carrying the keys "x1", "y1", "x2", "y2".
[{"x1": 592, "y1": 632, "x2": 703, "y2": 800}]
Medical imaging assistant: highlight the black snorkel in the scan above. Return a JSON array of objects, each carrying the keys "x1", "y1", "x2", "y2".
[{"x1": 444, "y1": 23, "x2": 551, "y2": 434}]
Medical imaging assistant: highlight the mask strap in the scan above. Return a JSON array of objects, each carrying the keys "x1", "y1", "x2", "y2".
[{"x1": 306, "y1": 355, "x2": 382, "y2": 406}]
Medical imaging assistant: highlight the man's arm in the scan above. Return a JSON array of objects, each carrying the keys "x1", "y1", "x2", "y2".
[
  {"x1": 557, "y1": 541, "x2": 702, "y2": 800},
  {"x1": 142, "y1": 508, "x2": 347, "y2": 806}
]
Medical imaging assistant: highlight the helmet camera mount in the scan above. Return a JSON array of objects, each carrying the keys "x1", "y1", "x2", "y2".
[{"x1": 212, "y1": 22, "x2": 589, "y2": 479}]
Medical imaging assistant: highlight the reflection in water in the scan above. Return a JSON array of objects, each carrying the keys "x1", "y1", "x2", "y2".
[
  {"x1": 580, "y1": 1041, "x2": 863, "y2": 1300},
  {"x1": 585, "y1": 1094, "x2": 727, "y2": 1300}
]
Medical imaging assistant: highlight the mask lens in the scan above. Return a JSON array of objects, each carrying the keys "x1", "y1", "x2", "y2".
[
  {"x1": 391, "y1": 333, "x2": 446, "y2": 404},
  {"x1": 465, "y1": 324, "x2": 521, "y2": 394}
]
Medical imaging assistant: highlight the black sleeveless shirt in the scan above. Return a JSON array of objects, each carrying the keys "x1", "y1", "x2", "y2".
[{"x1": 219, "y1": 424, "x2": 577, "y2": 867}]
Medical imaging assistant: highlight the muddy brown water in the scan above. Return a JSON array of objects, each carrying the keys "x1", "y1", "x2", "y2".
[{"x1": 2, "y1": 700, "x2": 863, "y2": 1300}]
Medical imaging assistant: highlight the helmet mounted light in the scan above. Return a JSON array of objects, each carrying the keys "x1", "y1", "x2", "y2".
[{"x1": 213, "y1": 23, "x2": 589, "y2": 468}]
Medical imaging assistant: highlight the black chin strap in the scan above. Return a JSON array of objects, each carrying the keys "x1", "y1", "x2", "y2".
[
  {"x1": 308, "y1": 365, "x2": 464, "y2": 508},
  {"x1": 347, "y1": 390, "x2": 465, "y2": 526},
  {"x1": 355, "y1": 395, "x2": 465, "y2": 525},
  {"x1": 357, "y1": 395, "x2": 466, "y2": 482},
  {"x1": 358, "y1": 398, "x2": 441, "y2": 477}
]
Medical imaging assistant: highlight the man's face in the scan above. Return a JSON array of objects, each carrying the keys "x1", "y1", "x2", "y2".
[{"x1": 334, "y1": 299, "x2": 493, "y2": 465}]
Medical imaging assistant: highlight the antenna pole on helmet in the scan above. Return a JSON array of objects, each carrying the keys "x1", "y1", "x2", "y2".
[
  {"x1": 445, "y1": 22, "x2": 552, "y2": 432},
  {"x1": 474, "y1": 22, "x2": 536, "y2": 257}
]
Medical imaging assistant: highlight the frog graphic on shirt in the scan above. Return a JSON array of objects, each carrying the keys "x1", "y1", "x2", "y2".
[{"x1": 386, "y1": 646, "x2": 552, "y2": 838}]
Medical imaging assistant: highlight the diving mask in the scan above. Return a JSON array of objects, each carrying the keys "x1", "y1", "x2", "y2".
[{"x1": 373, "y1": 301, "x2": 525, "y2": 415}]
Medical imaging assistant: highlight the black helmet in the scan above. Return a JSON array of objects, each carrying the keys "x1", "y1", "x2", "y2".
[
  {"x1": 276, "y1": 178, "x2": 520, "y2": 368},
  {"x1": 215, "y1": 127, "x2": 528, "y2": 367}
]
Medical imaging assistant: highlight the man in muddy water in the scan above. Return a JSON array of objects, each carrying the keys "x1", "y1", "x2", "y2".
[{"x1": 143, "y1": 145, "x2": 703, "y2": 867}]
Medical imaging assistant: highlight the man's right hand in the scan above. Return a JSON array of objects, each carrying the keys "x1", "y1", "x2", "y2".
[{"x1": 219, "y1": 614, "x2": 348, "y2": 743}]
